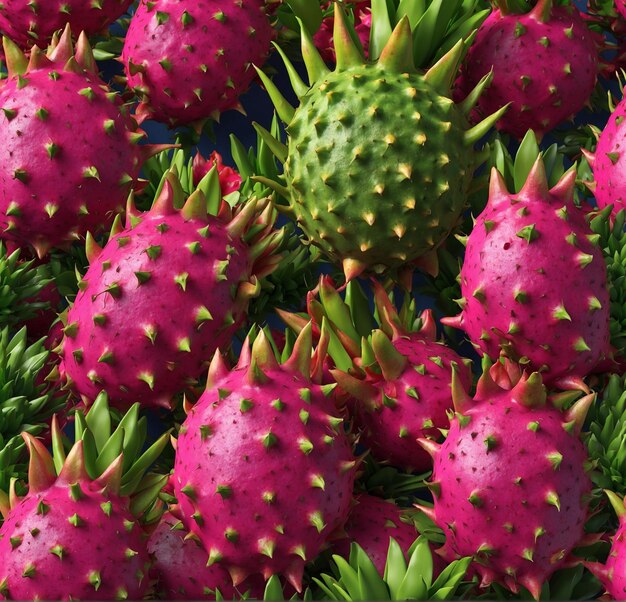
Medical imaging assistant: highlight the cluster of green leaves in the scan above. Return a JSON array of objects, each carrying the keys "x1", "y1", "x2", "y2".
[
  {"x1": 589, "y1": 208, "x2": 626, "y2": 358},
  {"x1": 0, "y1": 245, "x2": 52, "y2": 331},
  {"x1": 314, "y1": 538, "x2": 471, "y2": 601},
  {"x1": 278, "y1": 0, "x2": 490, "y2": 67},
  {"x1": 0, "y1": 327, "x2": 67, "y2": 492}
]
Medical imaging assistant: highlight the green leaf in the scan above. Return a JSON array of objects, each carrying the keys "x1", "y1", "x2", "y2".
[
  {"x1": 385, "y1": 538, "x2": 408, "y2": 599},
  {"x1": 513, "y1": 130, "x2": 541, "y2": 193}
]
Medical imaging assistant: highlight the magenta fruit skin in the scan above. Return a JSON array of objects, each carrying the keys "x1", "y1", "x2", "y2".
[
  {"x1": 0, "y1": 484, "x2": 149, "y2": 601},
  {"x1": 61, "y1": 210, "x2": 251, "y2": 410},
  {"x1": 356, "y1": 334, "x2": 472, "y2": 473},
  {"x1": 0, "y1": 1, "x2": 133, "y2": 49},
  {"x1": 443, "y1": 165, "x2": 610, "y2": 389},
  {"x1": 456, "y1": 4, "x2": 598, "y2": 139},
  {"x1": 588, "y1": 99, "x2": 626, "y2": 216},
  {"x1": 148, "y1": 512, "x2": 265, "y2": 600},
  {"x1": 332, "y1": 494, "x2": 445, "y2": 577},
  {"x1": 0, "y1": 67, "x2": 142, "y2": 255},
  {"x1": 122, "y1": 0, "x2": 273, "y2": 125},
  {"x1": 173, "y1": 364, "x2": 356, "y2": 589},
  {"x1": 426, "y1": 371, "x2": 592, "y2": 598}
]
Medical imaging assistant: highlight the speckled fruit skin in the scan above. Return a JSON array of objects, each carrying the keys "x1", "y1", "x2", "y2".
[
  {"x1": 0, "y1": 66, "x2": 142, "y2": 255},
  {"x1": 148, "y1": 512, "x2": 265, "y2": 599},
  {"x1": 587, "y1": 506, "x2": 626, "y2": 599},
  {"x1": 424, "y1": 367, "x2": 592, "y2": 599},
  {"x1": 0, "y1": 484, "x2": 149, "y2": 601},
  {"x1": 333, "y1": 494, "x2": 437, "y2": 576},
  {"x1": 587, "y1": 99, "x2": 626, "y2": 216},
  {"x1": 61, "y1": 209, "x2": 250, "y2": 410},
  {"x1": 122, "y1": 0, "x2": 273, "y2": 125},
  {"x1": 354, "y1": 334, "x2": 472, "y2": 473},
  {"x1": 443, "y1": 163, "x2": 611, "y2": 389},
  {"x1": 456, "y1": 4, "x2": 598, "y2": 139},
  {"x1": 0, "y1": 0, "x2": 132, "y2": 49},
  {"x1": 173, "y1": 361, "x2": 356, "y2": 589}
]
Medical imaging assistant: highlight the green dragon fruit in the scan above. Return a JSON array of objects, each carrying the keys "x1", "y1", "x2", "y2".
[
  {"x1": 0, "y1": 0, "x2": 132, "y2": 49},
  {"x1": 456, "y1": 0, "x2": 599, "y2": 140},
  {"x1": 256, "y1": 2, "x2": 506, "y2": 280},
  {"x1": 442, "y1": 156, "x2": 611, "y2": 390},
  {"x1": 282, "y1": 277, "x2": 472, "y2": 472},
  {"x1": 418, "y1": 360, "x2": 594, "y2": 599},
  {"x1": 0, "y1": 327, "x2": 67, "y2": 492},
  {"x1": 0, "y1": 392, "x2": 170, "y2": 600},
  {"x1": 122, "y1": 0, "x2": 274, "y2": 127},
  {"x1": 173, "y1": 325, "x2": 357, "y2": 591},
  {"x1": 60, "y1": 169, "x2": 282, "y2": 410},
  {"x1": 0, "y1": 27, "x2": 163, "y2": 258}
]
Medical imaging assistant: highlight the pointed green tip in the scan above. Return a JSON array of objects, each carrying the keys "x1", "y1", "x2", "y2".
[
  {"x1": 378, "y1": 16, "x2": 415, "y2": 74},
  {"x1": 606, "y1": 490, "x2": 626, "y2": 519},
  {"x1": 332, "y1": 2, "x2": 365, "y2": 71}
]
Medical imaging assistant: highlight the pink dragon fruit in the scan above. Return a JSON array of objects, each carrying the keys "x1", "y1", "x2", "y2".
[
  {"x1": 0, "y1": 0, "x2": 132, "y2": 49},
  {"x1": 122, "y1": 0, "x2": 274, "y2": 126},
  {"x1": 418, "y1": 360, "x2": 594, "y2": 599},
  {"x1": 583, "y1": 99, "x2": 626, "y2": 217},
  {"x1": 192, "y1": 151, "x2": 242, "y2": 195},
  {"x1": 0, "y1": 395, "x2": 170, "y2": 601},
  {"x1": 148, "y1": 510, "x2": 266, "y2": 599},
  {"x1": 60, "y1": 171, "x2": 282, "y2": 410},
  {"x1": 586, "y1": 492, "x2": 626, "y2": 599},
  {"x1": 0, "y1": 27, "x2": 160, "y2": 258},
  {"x1": 332, "y1": 494, "x2": 442, "y2": 577},
  {"x1": 456, "y1": 0, "x2": 598, "y2": 140},
  {"x1": 442, "y1": 158, "x2": 611, "y2": 391},
  {"x1": 173, "y1": 325, "x2": 357, "y2": 591},
  {"x1": 617, "y1": 1, "x2": 626, "y2": 19},
  {"x1": 314, "y1": 1, "x2": 371, "y2": 63},
  {"x1": 289, "y1": 277, "x2": 473, "y2": 473}
]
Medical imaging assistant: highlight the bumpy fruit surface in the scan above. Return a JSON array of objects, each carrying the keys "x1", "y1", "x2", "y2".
[
  {"x1": 443, "y1": 159, "x2": 610, "y2": 390},
  {"x1": 584, "y1": 99, "x2": 626, "y2": 217},
  {"x1": 420, "y1": 361, "x2": 593, "y2": 599},
  {"x1": 122, "y1": 0, "x2": 273, "y2": 126},
  {"x1": 0, "y1": 483, "x2": 149, "y2": 601},
  {"x1": 334, "y1": 318, "x2": 471, "y2": 472},
  {"x1": 333, "y1": 495, "x2": 431, "y2": 576},
  {"x1": 148, "y1": 511, "x2": 265, "y2": 599},
  {"x1": 0, "y1": 29, "x2": 149, "y2": 257},
  {"x1": 258, "y1": 5, "x2": 506, "y2": 279},
  {"x1": 61, "y1": 173, "x2": 281, "y2": 410},
  {"x1": 0, "y1": 0, "x2": 132, "y2": 49},
  {"x1": 173, "y1": 327, "x2": 356, "y2": 590},
  {"x1": 456, "y1": 0, "x2": 598, "y2": 139},
  {"x1": 586, "y1": 493, "x2": 626, "y2": 599},
  {"x1": 0, "y1": 396, "x2": 169, "y2": 602}
]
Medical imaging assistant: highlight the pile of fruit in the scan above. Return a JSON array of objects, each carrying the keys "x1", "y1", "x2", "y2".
[{"x1": 5, "y1": 0, "x2": 626, "y2": 599}]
